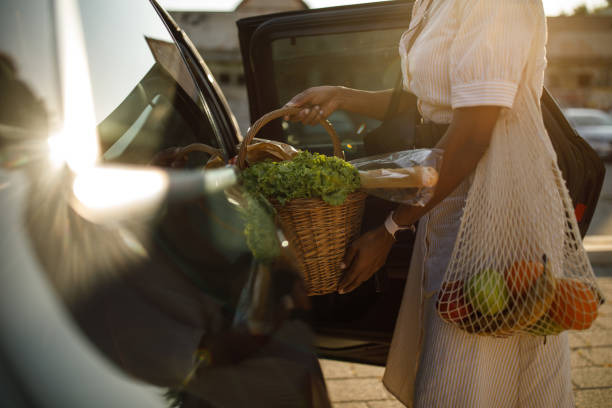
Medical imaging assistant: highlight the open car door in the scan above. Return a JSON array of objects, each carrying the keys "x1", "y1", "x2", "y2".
[
  {"x1": 238, "y1": 1, "x2": 416, "y2": 366},
  {"x1": 237, "y1": 0, "x2": 603, "y2": 366}
]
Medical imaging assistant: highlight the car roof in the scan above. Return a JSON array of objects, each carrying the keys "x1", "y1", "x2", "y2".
[{"x1": 564, "y1": 107, "x2": 611, "y2": 117}]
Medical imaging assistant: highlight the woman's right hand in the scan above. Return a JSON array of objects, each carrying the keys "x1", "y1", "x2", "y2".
[{"x1": 283, "y1": 86, "x2": 343, "y2": 125}]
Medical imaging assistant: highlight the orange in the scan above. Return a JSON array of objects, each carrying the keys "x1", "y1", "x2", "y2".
[
  {"x1": 504, "y1": 260, "x2": 544, "y2": 296},
  {"x1": 549, "y1": 278, "x2": 598, "y2": 330}
]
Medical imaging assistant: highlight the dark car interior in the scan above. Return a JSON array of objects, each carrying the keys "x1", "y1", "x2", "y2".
[{"x1": 98, "y1": 47, "x2": 218, "y2": 166}]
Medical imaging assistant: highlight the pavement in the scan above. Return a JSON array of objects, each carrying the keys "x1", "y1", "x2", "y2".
[{"x1": 319, "y1": 264, "x2": 612, "y2": 408}]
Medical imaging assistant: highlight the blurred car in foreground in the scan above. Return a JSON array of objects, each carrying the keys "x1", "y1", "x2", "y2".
[
  {"x1": 564, "y1": 107, "x2": 612, "y2": 159},
  {"x1": 0, "y1": 0, "x2": 329, "y2": 407}
]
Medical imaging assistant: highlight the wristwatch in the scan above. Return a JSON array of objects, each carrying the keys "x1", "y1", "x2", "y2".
[{"x1": 384, "y1": 211, "x2": 415, "y2": 240}]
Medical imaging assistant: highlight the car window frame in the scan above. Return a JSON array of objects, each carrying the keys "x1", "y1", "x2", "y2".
[
  {"x1": 238, "y1": 1, "x2": 415, "y2": 126},
  {"x1": 150, "y1": 0, "x2": 242, "y2": 160}
]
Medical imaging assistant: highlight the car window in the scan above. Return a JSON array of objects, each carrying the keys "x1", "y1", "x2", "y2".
[
  {"x1": 78, "y1": 0, "x2": 221, "y2": 166},
  {"x1": 0, "y1": 0, "x2": 61, "y2": 134},
  {"x1": 72, "y1": 0, "x2": 253, "y2": 330},
  {"x1": 271, "y1": 28, "x2": 404, "y2": 160}
]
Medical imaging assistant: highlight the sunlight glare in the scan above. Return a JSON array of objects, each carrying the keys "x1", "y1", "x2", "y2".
[
  {"x1": 47, "y1": 131, "x2": 69, "y2": 168},
  {"x1": 55, "y1": 0, "x2": 99, "y2": 173},
  {"x1": 203, "y1": 167, "x2": 238, "y2": 193},
  {"x1": 72, "y1": 167, "x2": 169, "y2": 221}
]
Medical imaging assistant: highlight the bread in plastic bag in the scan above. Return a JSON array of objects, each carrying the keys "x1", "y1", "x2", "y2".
[{"x1": 349, "y1": 148, "x2": 443, "y2": 206}]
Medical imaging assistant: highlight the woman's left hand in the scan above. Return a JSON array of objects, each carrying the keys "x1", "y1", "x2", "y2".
[{"x1": 337, "y1": 225, "x2": 395, "y2": 294}]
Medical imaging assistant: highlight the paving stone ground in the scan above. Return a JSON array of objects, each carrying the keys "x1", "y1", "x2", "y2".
[{"x1": 320, "y1": 275, "x2": 612, "y2": 408}]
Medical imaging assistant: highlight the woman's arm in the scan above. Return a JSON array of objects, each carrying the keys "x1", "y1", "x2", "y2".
[
  {"x1": 393, "y1": 105, "x2": 501, "y2": 225},
  {"x1": 337, "y1": 105, "x2": 501, "y2": 294},
  {"x1": 284, "y1": 86, "x2": 409, "y2": 124}
]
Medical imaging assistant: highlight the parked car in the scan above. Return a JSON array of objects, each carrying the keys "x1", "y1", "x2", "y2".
[
  {"x1": 0, "y1": 1, "x2": 327, "y2": 407},
  {"x1": 0, "y1": 0, "x2": 594, "y2": 407},
  {"x1": 564, "y1": 107, "x2": 612, "y2": 159}
]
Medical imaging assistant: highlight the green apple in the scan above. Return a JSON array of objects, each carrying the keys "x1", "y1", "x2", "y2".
[{"x1": 466, "y1": 269, "x2": 510, "y2": 316}]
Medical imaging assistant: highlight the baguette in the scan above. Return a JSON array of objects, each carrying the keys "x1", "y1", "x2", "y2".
[{"x1": 358, "y1": 166, "x2": 439, "y2": 189}]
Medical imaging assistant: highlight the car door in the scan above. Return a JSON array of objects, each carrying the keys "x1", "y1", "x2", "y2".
[
  {"x1": 238, "y1": 1, "x2": 417, "y2": 366},
  {"x1": 236, "y1": 0, "x2": 602, "y2": 366}
]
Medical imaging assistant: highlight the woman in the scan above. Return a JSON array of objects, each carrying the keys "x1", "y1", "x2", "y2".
[{"x1": 284, "y1": 0, "x2": 573, "y2": 406}]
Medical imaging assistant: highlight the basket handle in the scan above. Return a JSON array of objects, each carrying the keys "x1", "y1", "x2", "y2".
[
  {"x1": 175, "y1": 143, "x2": 223, "y2": 161},
  {"x1": 237, "y1": 106, "x2": 343, "y2": 170}
]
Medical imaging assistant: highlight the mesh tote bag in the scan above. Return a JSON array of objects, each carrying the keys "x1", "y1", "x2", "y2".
[{"x1": 436, "y1": 91, "x2": 604, "y2": 337}]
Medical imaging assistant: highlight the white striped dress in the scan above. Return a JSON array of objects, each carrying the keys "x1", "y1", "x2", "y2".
[{"x1": 382, "y1": 1, "x2": 574, "y2": 407}]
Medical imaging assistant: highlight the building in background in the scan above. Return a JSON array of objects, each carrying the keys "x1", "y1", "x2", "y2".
[
  {"x1": 170, "y1": 2, "x2": 612, "y2": 132},
  {"x1": 546, "y1": 15, "x2": 612, "y2": 112},
  {"x1": 171, "y1": 0, "x2": 308, "y2": 133}
]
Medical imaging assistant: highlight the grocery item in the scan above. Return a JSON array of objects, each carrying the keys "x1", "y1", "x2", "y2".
[
  {"x1": 549, "y1": 278, "x2": 599, "y2": 330},
  {"x1": 505, "y1": 260, "x2": 544, "y2": 296},
  {"x1": 465, "y1": 268, "x2": 510, "y2": 316},
  {"x1": 240, "y1": 150, "x2": 361, "y2": 206},
  {"x1": 503, "y1": 261, "x2": 556, "y2": 331},
  {"x1": 358, "y1": 166, "x2": 438, "y2": 189},
  {"x1": 437, "y1": 280, "x2": 473, "y2": 323}
]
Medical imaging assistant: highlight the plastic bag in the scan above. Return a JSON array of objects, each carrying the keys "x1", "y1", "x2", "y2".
[
  {"x1": 245, "y1": 138, "x2": 300, "y2": 163},
  {"x1": 349, "y1": 148, "x2": 443, "y2": 206}
]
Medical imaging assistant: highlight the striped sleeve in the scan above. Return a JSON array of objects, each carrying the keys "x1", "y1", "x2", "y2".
[{"x1": 449, "y1": 0, "x2": 541, "y2": 109}]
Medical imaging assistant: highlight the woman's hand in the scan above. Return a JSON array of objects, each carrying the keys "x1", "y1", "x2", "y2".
[
  {"x1": 283, "y1": 86, "x2": 343, "y2": 125},
  {"x1": 337, "y1": 225, "x2": 395, "y2": 294}
]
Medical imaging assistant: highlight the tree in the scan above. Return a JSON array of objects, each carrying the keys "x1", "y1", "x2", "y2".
[
  {"x1": 594, "y1": 0, "x2": 612, "y2": 14},
  {"x1": 573, "y1": 4, "x2": 589, "y2": 15},
  {"x1": 570, "y1": 0, "x2": 612, "y2": 15}
]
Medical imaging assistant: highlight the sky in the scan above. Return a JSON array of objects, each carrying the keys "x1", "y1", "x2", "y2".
[{"x1": 158, "y1": 0, "x2": 609, "y2": 16}]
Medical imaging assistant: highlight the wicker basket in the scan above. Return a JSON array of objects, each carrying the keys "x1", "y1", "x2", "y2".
[{"x1": 238, "y1": 107, "x2": 367, "y2": 296}]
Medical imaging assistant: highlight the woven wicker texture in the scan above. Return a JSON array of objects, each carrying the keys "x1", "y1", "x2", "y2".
[
  {"x1": 273, "y1": 192, "x2": 366, "y2": 295},
  {"x1": 239, "y1": 107, "x2": 366, "y2": 295}
]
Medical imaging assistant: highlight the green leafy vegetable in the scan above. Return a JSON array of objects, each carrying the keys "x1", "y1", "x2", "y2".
[
  {"x1": 240, "y1": 151, "x2": 360, "y2": 206},
  {"x1": 240, "y1": 193, "x2": 280, "y2": 263}
]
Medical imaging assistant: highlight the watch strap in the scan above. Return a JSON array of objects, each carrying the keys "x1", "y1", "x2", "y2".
[{"x1": 384, "y1": 211, "x2": 415, "y2": 239}]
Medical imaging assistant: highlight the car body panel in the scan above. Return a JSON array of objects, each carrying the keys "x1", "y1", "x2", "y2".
[{"x1": 0, "y1": 0, "x2": 329, "y2": 406}]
